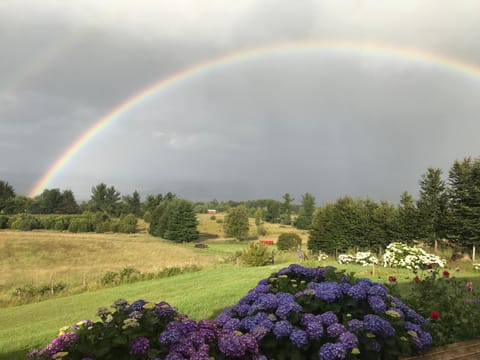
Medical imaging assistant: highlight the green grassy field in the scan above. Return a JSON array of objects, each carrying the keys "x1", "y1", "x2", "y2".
[{"x1": 2, "y1": 217, "x2": 480, "y2": 359}]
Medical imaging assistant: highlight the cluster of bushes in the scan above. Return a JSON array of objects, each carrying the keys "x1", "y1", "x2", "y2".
[
  {"x1": 100, "y1": 265, "x2": 202, "y2": 286},
  {"x1": 277, "y1": 232, "x2": 302, "y2": 251},
  {"x1": 14, "y1": 281, "x2": 67, "y2": 300},
  {"x1": 1, "y1": 212, "x2": 138, "y2": 233}
]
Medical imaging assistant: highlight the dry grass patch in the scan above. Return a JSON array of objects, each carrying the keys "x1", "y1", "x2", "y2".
[{"x1": 0, "y1": 230, "x2": 226, "y2": 300}]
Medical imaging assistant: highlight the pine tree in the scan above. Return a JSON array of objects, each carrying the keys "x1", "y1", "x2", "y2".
[
  {"x1": 295, "y1": 192, "x2": 316, "y2": 230},
  {"x1": 448, "y1": 157, "x2": 480, "y2": 248},
  {"x1": 164, "y1": 198, "x2": 199, "y2": 242},
  {"x1": 417, "y1": 168, "x2": 449, "y2": 244},
  {"x1": 398, "y1": 191, "x2": 420, "y2": 245}
]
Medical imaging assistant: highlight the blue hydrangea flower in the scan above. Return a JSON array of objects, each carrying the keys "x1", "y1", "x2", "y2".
[{"x1": 318, "y1": 342, "x2": 347, "y2": 360}]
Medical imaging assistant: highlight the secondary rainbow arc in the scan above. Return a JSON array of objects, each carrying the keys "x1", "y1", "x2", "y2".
[{"x1": 28, "y1": 40, "x2": 480, "y2": 197}]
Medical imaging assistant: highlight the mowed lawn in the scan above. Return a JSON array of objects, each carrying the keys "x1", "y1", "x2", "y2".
[{"x1": 0, "y1": 266, "x2": 283, "y2": 359}]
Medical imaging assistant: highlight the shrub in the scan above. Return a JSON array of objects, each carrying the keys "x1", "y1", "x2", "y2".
[
  {"x1": 240, "y1": 242, "x2": 273, "y2": 266},
  {"x1": 256, "y1": 224, "x2": 267, "y2": 236},
  {"x1": 277, "y1": 232, "x2": 302, "y2": 251},
  {"x1": 116, "y1": 214, "x2": 138, "y2": 233},
  {"x1": 383, "y1": 242, "x2": 446, "y2": 270},
  {"x1": 0, "y1": 215, "x2": 9, "y2": 229},
  {"x1": 10, "y1": 213, "x2": 41, "y2": 231},
  {"x1": 210, "y1": 215, "x2": 216, "y2": 220},
  {"x1": 68, "y1": 218, "x2": 91, "y2": 233},
  {"x1": 338, "y1": 251, "x2": 379, "y2": 266},
  {"x1": 27, "y1": 299, "x2": 259, "y2": 360},
  {"x1": 216, "y1": 264, "x2": 432, "y2": 359},
  {"x1": 143, "y1": 210, "x2": 152, "y2": 223}
]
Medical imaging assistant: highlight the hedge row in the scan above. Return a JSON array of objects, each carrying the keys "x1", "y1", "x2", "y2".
[{"x1": 0, "y1": 212, "x2": 138, "y2": 233}]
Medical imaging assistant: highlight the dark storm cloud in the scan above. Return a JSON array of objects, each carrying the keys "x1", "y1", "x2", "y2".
[{"x1": 1, "y1": 1, "x2": 480, "y2": 201}]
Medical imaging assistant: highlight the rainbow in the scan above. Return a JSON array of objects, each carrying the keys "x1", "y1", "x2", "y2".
[{"x1": 28, "y1": 40, "x2": 480, "y2": 197}]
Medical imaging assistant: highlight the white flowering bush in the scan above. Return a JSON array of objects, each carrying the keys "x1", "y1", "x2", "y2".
[
  {"x1": 338, "y1": 254, "x2": 355, "y2": 264},
  {"x1": 383, "y1": 242, "x2": 446, "y2": 270},
  {"x1": 338, "y1": 252, "x2": 378, "y2": 266}
]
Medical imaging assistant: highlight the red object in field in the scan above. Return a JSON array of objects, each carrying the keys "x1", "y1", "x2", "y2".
[
  {"x1": 430, "y1": 311, "x2": 440, "y2": 320},
  {"x1": 260, "y1": 240, "x2": 274, "y2": 245}
]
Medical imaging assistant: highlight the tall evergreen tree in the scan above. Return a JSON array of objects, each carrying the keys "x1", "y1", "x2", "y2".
[
  {"x1": 163, "y1": 198, "x2": 199, "y2": 242},
  {"x1": 281, "y1": 193, "x2": 294, "y2": 225},
  {"x1": 398, "y1": 191, "x2": 420, "y2": 245},
  {"x1": 417, "y1": 168, "x2": 449, "y2": 243},
  {"x1": 89, "y1": 183, "x2": 121, "y2": 216},
  {"x1": 295, "y1": 192, "x2": 316, "y2": 230},
  {"x1": 264, "y1": 199, "x2": 281, "y2": 223},
  {"x1": 448, "y1": 157, "x2": 480, "y2": 248},
  {"x1": 122, "y1": 190, "x2": 142, "y2": 216}
]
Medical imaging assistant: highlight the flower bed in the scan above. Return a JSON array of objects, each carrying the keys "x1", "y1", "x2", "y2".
[{"x1": 28, "y1": 264, "x2": 433, "y2": 360}]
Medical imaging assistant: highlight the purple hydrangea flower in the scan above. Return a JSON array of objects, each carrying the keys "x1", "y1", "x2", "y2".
[
  {"x1": 290, "y1": 328, "x2": 308, "y2": 347},
  {"x1": 347, "y1": 284, "x2": 367, "y2": 301},
  {"x1": 252, "y1": 325, "x2": 270, "y2": 340},
  {"x1": 368, "y1": 295, "x2": 387, "y2": 313},
  {"x1": 44, "y1": 333, "x2": 79, "y2": 357},
  {"x1": 309, "y1": 282, "x2": 343, "y2": 303},
  {"x1": 347, "y1": 319, "x2": 364, "y2": 332},
  {"x1": 154, "y1": 301, "x2": 176, "y2": 317},
  {"x1": 223, "y1": 318, "x2": 241, "y2": 330},
  {"x1": 320, "y1": 311, "x2": 338, "y2": 326},
  {"x1": 128, "y1": 299, "x2": 147, "y2": 312},
  {"x1": 273, "y1": 320, "x2": 293, "y2": 338},
  {"x1": 327, "y1": 323, "x2": 347, "y2": 338},
  {"x1": 338, "y1": 331, "x2": 358, "y2": 349},
  {"x1": 306, "y1": 319, "x2": 324, "y2": 340},
  {"x1": 367, "y1": 284, "x2": 387, "y2": 299},
  {"x1": 130, "y1": 337, "x2": 150, "y2": 355},
  {"x1": 318, "y1": 342, "x2": 347, "y2": 360},
  {"x1": 363, "y1": 314, "x2": 396, "y2": 338},
  {"x1": 217, "y1": 330, "x2": 247, "y2": 357}
]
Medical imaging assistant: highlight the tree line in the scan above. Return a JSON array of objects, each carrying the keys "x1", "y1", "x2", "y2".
[
  {"x1": 308, "y1": 157, "x2": 480, "y2": 253},
  {"x1": 1, "y1": 156, "x2": 478, "y2": 248}
]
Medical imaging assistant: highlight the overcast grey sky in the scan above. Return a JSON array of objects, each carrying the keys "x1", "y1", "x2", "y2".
[{"x1": 1, "y1": 0, "x2": 480, "y2": 203}]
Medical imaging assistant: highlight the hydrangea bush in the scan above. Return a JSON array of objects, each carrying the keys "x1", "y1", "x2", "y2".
[
  {"x1": 27, "y1": 299, "x2": 259, "y2": 360},
  {"x1": 382, "y1": 242, "x2": 445, "y2": 270},
  {"x1": 338, "y1": 252, "x2": 378, "y2": 266},
  {"x1": 216, "y1": 264, "x2": 431, "y2": 360}
]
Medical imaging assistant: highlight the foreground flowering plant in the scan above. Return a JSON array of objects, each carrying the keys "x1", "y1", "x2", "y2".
[
  {"x1": 216, "y1": 264, "x2": 431, "y2": 360},
  {"x1": 27, "y1": 298, "x2": 259, "y2": 360},
  {"x1": 382, "y1": 243, "x2": 445, "y2": 270},
  {"x1": 394, "y1": 267, "x2": 480, "y2": 347}
]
